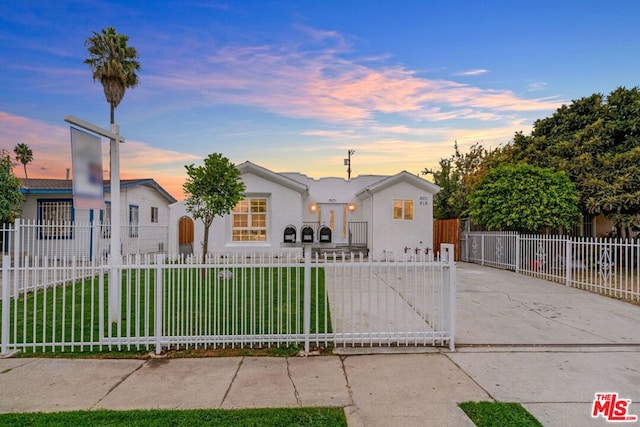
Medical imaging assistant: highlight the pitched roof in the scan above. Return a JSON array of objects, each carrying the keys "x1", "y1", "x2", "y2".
[
  {"x1": 237, "y1": 161, "x2": 309, "y2": 194},
  {"x1": 355, "y1": 171, "x2": 441, "y2": 199},
  {"x1": 20, "y1": 178, "x2": 177, "y2": 203}
]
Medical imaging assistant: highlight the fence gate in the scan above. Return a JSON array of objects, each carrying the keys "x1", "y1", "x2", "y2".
[{"x1": 323, "y1": 248, "x2": 456, "y2": 350}]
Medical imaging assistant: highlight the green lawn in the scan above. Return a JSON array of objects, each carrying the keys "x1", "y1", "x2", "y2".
[
  {"x1": 0, "y1": 408, "x2": 347, "y2": 427},
  {"x1": 1, "y1": 265, "x2": 331, "y2": 354},
  {"x1": 459, "y1": 401, "x2": 542, "y2": 427}
]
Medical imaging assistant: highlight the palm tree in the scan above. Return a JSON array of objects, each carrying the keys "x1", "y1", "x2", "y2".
[
  {"x1": 84, "y1": 27, "x2": 140, "y2": 124},
  {"x1": 13, "y1": 142, "x2": 33, "y2": 179}
]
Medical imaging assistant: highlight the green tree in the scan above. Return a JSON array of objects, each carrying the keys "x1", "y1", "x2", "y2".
[
  {"x1": 503, "y1": 86, "x2": 640, "y2": 234},
  {"x1": 13, "y1": 142, "x2": 33, "y2": 179},
  {"x1": 84, "y1": 26, "x2": 140, "y2": 124},
  {"x1": 0, "y1": 150, "x2": 23, "y2": 224},
  {"x1": 423, "y1": 142, "x2": 494, "y2": 219},
  {"x1": 468, "y1": 164, "x2": 580, "y2": 233},
  {"x1": 183, "y1": 153, "x2": 246, "y2": 262}
]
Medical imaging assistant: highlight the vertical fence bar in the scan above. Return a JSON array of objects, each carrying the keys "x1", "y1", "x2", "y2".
[
  {"x1": 565, "y1": 238, "x2": 572, "y2": 286},
  {"x1": 2, "y1": 255, "x2": 10, "y2": 355},
  {"x1": 154, "y1": 254, "x2": 164, "y2": 355},
  {"x1": 513, "y1": 233, "x2": 519, "y2": 273},
  {"x1": 303, "y1": 245, "x2": 311, "y2": 353}
]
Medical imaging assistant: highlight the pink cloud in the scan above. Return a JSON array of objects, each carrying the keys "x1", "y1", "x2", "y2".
[
  {"x1": 144, "y1": 33, "x2": 562, "y2": 126},
  {"x1": 0, "y1": 112, "x2": 193, "y2": 200}
]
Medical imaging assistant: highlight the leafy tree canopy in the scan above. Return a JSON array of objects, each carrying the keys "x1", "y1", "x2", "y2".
[
  {"x1": 468, "y1": 163, "x2": 579, "y2": 234},
  {"x1": 423, "y1": 142, "x2": 496, "y2": 219},
  {"x1": 13, "y1": 142, "x2": 33, "y2": 179},
  {"x1": 0, "y1": 150, "x2": 23, "y2": 224},
  {"x1": 503, "y1": 86, "x2": 640, "y2": 231},
  {"x1": 183, "y1": 153, "x2": 246, "y2": 260},
  {"x1": 84, "y1": 26, "x2": 140, "y2": 124}
]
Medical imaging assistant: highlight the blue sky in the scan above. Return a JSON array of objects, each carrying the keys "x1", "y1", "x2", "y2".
[{"x1": 1, "y1": 1, "x2": 639, "y2": 199}]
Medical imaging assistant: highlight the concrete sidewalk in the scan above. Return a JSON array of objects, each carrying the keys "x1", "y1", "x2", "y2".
[{"x1": 0, "y1": 263, "x2": 638, "y2": 426}]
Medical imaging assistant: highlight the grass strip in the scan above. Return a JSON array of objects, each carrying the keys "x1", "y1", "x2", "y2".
[
  {"x1": 459, "y1": 401, "x2": 542, "y2": 427},
  {"x1": 0, "y1": 407, "x2": 347, "y2": 427}
]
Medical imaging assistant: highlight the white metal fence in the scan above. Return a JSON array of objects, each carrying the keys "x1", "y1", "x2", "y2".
[
  {"x1": 0, "y1": 219, "x2": 169, "y2": 262},
  {"x1": 1, "y1": 245, "x2": 456, "y2": 355},
  {"x1": 462, "y1": 232, "x2": 640, "y2": 302}
]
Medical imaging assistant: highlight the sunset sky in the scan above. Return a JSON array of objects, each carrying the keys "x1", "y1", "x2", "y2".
[{"x1": 2, "y1": 1, "x2": 639, "y2": 200}]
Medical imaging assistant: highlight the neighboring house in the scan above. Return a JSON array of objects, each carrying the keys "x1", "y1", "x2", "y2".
[
  {"x1": 17, "y1": 178, "x2": 177, "y2": 259},
  {"x1": 169, "y1": 161, "x2": 440, "y2": 260}
]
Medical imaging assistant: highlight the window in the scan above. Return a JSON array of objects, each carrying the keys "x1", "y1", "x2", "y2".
[
  {"x1": 38, "y1": 199, "x2": 74, "y2": 239},
  {"x1": 393, "y1": 199, "x2": 414, "y2": 220},
  {"x1": 101, "y1": 201, "x2": 111, "y2": 238},
  {"x1": 129, "y1": 205, "x2": 139, "y2": 238},
  {"x1": 151, "y1": 207, "x2": 159, "y2": 223},
  {"x1": 232, "y1": 198, "x2": 267, "y2": 241}
]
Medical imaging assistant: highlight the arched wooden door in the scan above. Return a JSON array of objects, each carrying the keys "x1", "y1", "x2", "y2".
[{"x1": 178, "y1": 216, "x2": 194, "y2": 254}]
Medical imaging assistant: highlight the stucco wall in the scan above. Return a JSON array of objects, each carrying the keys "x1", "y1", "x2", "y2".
[
  {"x1": 169, "y1": 172, "x2": 304, "y2": 255},
  {"x1": 368, "y1": 181, "x2": 434, "y2": 260}
]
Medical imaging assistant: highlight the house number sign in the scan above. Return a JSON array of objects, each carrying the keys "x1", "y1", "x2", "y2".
[{"x1": 419, "y1": 196, "x2": 429, "y2": 205}]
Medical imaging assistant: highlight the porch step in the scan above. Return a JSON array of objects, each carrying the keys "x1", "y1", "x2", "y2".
[{"x1": 311, "y1": 245, "x2": 369, "y2": 259}]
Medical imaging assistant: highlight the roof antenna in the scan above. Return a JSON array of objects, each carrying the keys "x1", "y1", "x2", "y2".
[
  {"x1": 66, "y1": 168, "x2": 70, "y2": 180},
  {"x1": 344, "y1": 149, "x2": 355, "y2": 180}
]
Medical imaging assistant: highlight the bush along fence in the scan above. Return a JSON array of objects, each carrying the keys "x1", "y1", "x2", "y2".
[
  {"x1": 461, "y1": 232, "x2": 640, "y2": 302},
  {"x1": 0, "y1": 244, "x2": 456, "y2": 356}
]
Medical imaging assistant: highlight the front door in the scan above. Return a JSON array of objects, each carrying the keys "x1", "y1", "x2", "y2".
[{"x1": 319, "y1": 203, "x2": 346, "y2": 244}]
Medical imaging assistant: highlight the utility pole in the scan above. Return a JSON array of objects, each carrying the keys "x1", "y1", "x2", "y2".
[{"x1": 344, "y1": 149, "x2": 355, "y2": 180}]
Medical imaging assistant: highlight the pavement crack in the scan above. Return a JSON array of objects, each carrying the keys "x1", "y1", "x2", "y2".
[
  {"x1": 444, "y1": 353, "x2": 496, "y2": 402},
  {"x1": 286, "y1": 357, "x2": 302, "y2": 406},
  {"x1": 339, "y1": 355, "x2": 355, "y2": 407},
  {"x1": 220, "y1": 356, "x2": 243, "y2": 407},
  {"x1": 91, "y1": 360, "x2": 146, "y2": 409}
]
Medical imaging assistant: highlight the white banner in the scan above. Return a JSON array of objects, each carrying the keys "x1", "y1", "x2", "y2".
[{"x1": 70, "y1": 127, "x2": 104, "y2": 210}]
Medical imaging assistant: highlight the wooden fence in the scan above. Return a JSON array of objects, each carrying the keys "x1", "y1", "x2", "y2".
[{"x1": 434, "y1": 219, "x2": 460, "y2": 261}]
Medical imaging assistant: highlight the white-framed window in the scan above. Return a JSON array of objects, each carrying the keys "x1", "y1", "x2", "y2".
[
  {"x1": 232, "y1": 198, "x2": 267, "y2": 241},
  {"x1": 393, "y1": 199, "x2": 414, "y2": 220},
  {"x1": 151, "y1": 206, "x2": 159, "y2": 223},
  {"x1": 129, "y1": 204, "x2": 139, "y2": 238},
  {"x1": 38, "y1": 199, "x2": 74, "y2": 239}
]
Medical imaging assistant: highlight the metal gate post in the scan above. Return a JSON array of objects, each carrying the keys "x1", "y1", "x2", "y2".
[
  {"x1": 441, "y1": 244, "x2": 456, "y2": 352},
  {"x1": 303, "y1": 244, "x2": 312, "y2": 353}
]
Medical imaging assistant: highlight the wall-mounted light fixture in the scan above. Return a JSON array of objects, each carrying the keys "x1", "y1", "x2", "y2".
[
  {"x1": 347, "y1": 203, "x2": 357, "y2": 212},
  {"x1": 309, "y1": 203, "x2": 318, "y2": 213}
]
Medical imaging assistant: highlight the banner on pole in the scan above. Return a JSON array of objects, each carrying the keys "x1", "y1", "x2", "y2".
[{"x1": 70, "y1": 127, "x2": 104, "y2": 210}]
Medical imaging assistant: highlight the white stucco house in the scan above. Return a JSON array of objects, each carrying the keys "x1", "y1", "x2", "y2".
[
  {"x1": 15, "y1": 178, "x2": 177, "y2": 259},
  {"x1": 169, "y1": 161, "x2": 440, "y2": 260}
]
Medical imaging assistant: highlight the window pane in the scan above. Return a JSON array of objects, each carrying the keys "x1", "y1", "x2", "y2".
[
  {"x1": 234, "y1": 214, "x2": 247, "y2": 227},
  {"x1": 233, "y1": 200, "x2": 248, "y2": 213},
  {"x1": 250, "y1": 199, "x2": 266, "y2": 213},
  {"x1": 404, "y1": 200, "x2": 414, "y2": 220},
  {"x1": 393, "y1": 200, "x2": 403, "y2": 219},
  {"x1": 251, "y1": 213, "x2": 266, "y2": 227}
]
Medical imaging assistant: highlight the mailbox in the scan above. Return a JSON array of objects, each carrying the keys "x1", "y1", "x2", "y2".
[
  {"x1": 283, "y1": 225, "x2": 297, "y2": 243},
  {"x1": 319, "y1": 225, "x2": 332, "y2": 243},
  {"x1": 301, "y1": 226, "x2": 314, "y2": 243}
]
